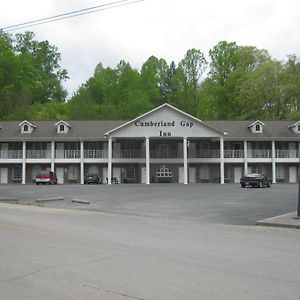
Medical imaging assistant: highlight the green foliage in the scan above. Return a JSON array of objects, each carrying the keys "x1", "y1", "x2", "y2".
[{"x1": 1, "y1": 32, "x2": 299, "y2": 121}]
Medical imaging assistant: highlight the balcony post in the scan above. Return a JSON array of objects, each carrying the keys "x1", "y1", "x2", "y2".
[
  {"x1": 183, "y1": 137, "x2": 188, "y2": 184},
  {"x1": 244, "y1": 140, "x2": 248, "y2": 175},
  {"x1": 51, "y1": 141, "x2": 55, "y2": 172},
  {"x1": 272, "y1": 140, "x2": 276, "y2": 184},
  {"x1": 107, "y1": 138, "x2": 112, "y2": 185},
  {"x1": 145, "y1": 137, "x2": 150, "y2": 184},
  {"x1": 220, "y1": 138, "x2": 224, "y2": 184},
  {"x1": 80, "y1": 141, "x2": 84, "y2": 184},
  {"x1": 22, "y1": 141, "x2": 26, "y2": 184}
]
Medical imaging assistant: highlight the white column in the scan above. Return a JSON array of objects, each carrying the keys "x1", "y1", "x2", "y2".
[
  {"x1": 80, "y1": 141, "x2": 84, "y2": 184},
  {"x1": 183, "y1": 137, "x2": 188, "y2": 184},
  {"x1": 22, "y1": 141, "x2": 26, "y2": 184},
  {"x1": 220, "y1": 137, "x2": 224, "y2": 184},
  {"x1": 51, "y1": 141, "x2": 55, "y2": 172},
  {"x1": 243, "y1": 140, "x2": 248, "y2": 175},
  {"x1": 107, "y1": 138, "x2": 112, "y2": 185},
  {"x1": 272, "y1": 140, "x2": 276, "y2": 184},
  {"x1": 145, "y1": 137, "x2": 150, "y2": 184}
]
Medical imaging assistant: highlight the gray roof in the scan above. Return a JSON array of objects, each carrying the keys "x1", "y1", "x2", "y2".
[{"x1": 0, "y1": 120, "x2": 299, "y2": 141}]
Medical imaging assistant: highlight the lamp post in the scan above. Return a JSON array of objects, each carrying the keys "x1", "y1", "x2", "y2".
[{"x1": 298, "y1": 161, "x2": 300, "y2": 217}]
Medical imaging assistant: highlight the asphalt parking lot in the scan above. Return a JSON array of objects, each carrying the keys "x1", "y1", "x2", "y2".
[{"x1": 0, "y1": 183, "x2": 297, "y2": 225}]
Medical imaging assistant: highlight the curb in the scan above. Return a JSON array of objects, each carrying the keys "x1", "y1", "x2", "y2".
[
  {"x1": 72, "y1": 199, "x2": 90, "y2": 204},
  {"x1": 0, "y1": 197, "x2": 19, "y2": 203},
  {"x1": 36, "y1": 196, "x2": 64, "y2": 202},
  {"x1": 256, "y1": 212, "x2": 300, "y2": 229}
]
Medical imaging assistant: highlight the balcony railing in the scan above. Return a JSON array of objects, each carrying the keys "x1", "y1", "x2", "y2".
[
  {"x1": 192, "y1": 150, "x2": 220, "y2": 158},
  {"x1": 113, "y1": 150, "x2": 144, "y2": 159},
  {"x1": 26, "y1": 150, "x2": 51, "y2": 159},
  {"x1": 55, "y1": 150, "x2": 80, "y2": 159},
  {"x1": 248, "y1": 149, "x2": 272, "y2": 158},
  {"x1": 275, "y1": 149, "x2": 299, "y2": 158},
  {"x1": 84, "y1": 150, "x2": 105, "y2": 159},
  {"x1": 0, "y1": 150, "x2": 23, "y2": 159},
  {"x1": 150, "y1": 149, "x2": 178, "y2": 158},
  {"x1": 224, "y1": 150, "x2": 244, "y2": 158}
]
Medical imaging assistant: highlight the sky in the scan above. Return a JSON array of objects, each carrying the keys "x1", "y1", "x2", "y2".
[{"x1": 1, "y1": 0, "x2": 300, "y2": 98}]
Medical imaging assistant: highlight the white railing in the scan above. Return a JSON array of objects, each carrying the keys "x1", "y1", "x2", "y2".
[
  {"x1": 55, "y1": 150, "x2": 80, "y2": 159},
  {"x1": 193, "y1": 150, "x2": 220, "y2": 158},
  {"x1": 150, "y1": 150, "x2": 178, "y2": 158},
  {"x1": 275, "y1": 149, "x2": 299, "y2": 158},
  {"x1": 84, "y1": 150, "x2": 105, "y2": 159},
  {"x1": 0, "y1": 150, "x2": 23, "y2": 159},
  {"x1": 113, "y1": 150, "x2": 144, "y2": 158},
  {"x1": 248, "y1": 149, "x2": 272, "y2": 158},
  {"x1": 26, "y1": 150, "x2": 51, "y2": 159},
  {"x1": 224, "y1": 150, "x2": 244, "y2": 158}
]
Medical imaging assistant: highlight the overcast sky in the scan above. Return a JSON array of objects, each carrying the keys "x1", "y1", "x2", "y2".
[{"x1": 1, "y1": 0, "x2": 300, "y2": 97}]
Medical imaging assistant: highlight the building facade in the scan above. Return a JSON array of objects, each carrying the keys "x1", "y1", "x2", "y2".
[{"x1": 0, "y1": 103, "x2": 299, "y2": 185}]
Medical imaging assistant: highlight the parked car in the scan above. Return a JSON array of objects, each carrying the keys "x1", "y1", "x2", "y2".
[
  {"x1": 84, "y1": 173, "x2": 102, "y2": 184},
  {"x1": 240, "y1": 173, "x2": 272, "y2": 188},
  {"x1": 35, "y1": 171, "x2": 58, "y2": 185}
]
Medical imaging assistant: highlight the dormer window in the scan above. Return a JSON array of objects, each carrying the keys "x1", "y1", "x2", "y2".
[
  {"x1": 248, "y1": 120, "x2": 264, "y2": 134},
  {"x1": 55, "y1": 120, "x2": 71, "y2": 134},
  {"x1": 288, "y1": 121, "x2": 300, "y2": 133},
  {"x1": 19, "y1": 120, "x2": 36, "y2": 134}
]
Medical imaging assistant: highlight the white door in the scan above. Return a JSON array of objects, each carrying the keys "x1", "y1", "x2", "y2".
[
  {"x1": 56, "y1": 167, "x2": 64, "y2": 184},
  {"x1": 1, "y1": 143, "x2": 8, "y2": 159},
  {"x1": 178, "y1": 167, "x2": 184, "y2": 183},
  {"x1": 141, "y1": 167, "x2": 146, "y2": 184},
  {"x1": 113, "y1": 167, "x2": 121, "y2": 183},
  {"x1": 56, "y1": 143, "x2": 64, "y2": 158},
  {"x1": 102, "y1": 167, "x2": 108, "y2": 184},
  {"x1": 189, "y1": 167, "x2": 196, "y2": 183},
  {"x1": 289, "y1": 166, "x2": 297, "y2": 183},
  {"x1": 234, "y1": 167, "x2": 242, "y2": 183},
  {"x1": 0, "y1": 168, "x2": 8, "y2": 184}
]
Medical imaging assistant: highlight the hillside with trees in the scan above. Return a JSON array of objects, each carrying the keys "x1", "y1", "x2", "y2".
[{"x1": 0, "y1": 31, "x2": 299, "y2": 121}]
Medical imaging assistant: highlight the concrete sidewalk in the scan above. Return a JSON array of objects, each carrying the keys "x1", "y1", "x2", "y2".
[{"x1": 257, "y1": 211, "x2": 300, "y2": 229}]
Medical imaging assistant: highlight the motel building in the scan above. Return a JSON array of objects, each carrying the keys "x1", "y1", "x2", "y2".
[{"x1": 0, "y1": 103, "x2": 299, "y2": 185}]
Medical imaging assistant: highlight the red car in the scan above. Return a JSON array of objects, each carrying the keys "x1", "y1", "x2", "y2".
[{"x1": 35, "y1": 171, "x2": 58, "y2": 185}]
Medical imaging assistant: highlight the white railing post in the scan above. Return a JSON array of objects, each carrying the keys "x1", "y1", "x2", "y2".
[
  {"x1": 220, "y1": 138, "x2": 224, "y2": 184},
  {"x1": 51, "y1": 141, "x2": 55, "y2": 171},
  {"x1": 244, "y1": 141, "x2": 248, "y2": 175},
  {"x1": 183, "y1": 137, "x2": 188, "y2": 184},
  {"x1": 22, "y1": 141, "x2": 26, "y2": 184},
  {"x1": 272, "y1": 141, "x2": 276, "y2": 184},
  {"x1": 107, "y1": 138, "x2": 112, "y2": 185},
  {"x1": 145, "y1": 137, "x2": 150, "y2": 184},
  {"x1": 80, "y1": 141, "x2": 84, "y2": 184}
]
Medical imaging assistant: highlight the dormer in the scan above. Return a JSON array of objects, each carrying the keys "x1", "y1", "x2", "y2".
[
  {"x1": 55, "y1": 120, "x2": 71, "y2": 134},
  {"x1": 248, "y1": 120, "x2": 264, "y2": 134},
  {"x1": 288, "y1": 121, "x2": 300, "y2": 134},
  {"x1": 19, "y1": 120, "x2": 36, "y2": 134}
]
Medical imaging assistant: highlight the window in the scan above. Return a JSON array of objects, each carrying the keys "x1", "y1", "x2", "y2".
[
  {"x1": 255, "y1": 124, "x2": 260, "y2": 132},
  {"x1": 224, "y1": 165, "x2": 230, "y2": 181},
  {"x1": 276, "y1": 164, "x2": 285, "y2": 180},
  {"x1": 23, "y1": 124, "x2": 29, "y2": 132},
  {"x1": 60, "y1": 124, "x2": 65, "y2": 132},
  {"x1": 199, "y1": 165, "x2": 210, "y2": 179},
  {"x1": 32, "y1": 165, "x2": 42, "y2": 180},
  {"x1": 256, "y1": 165, "x2": 266, "y2": 175},
  {"x1": 298, "y1": 124, "x2": 300, "y2": 132},
  {"x1": 12, "y1": 165, "x2": 22, "y2": 182},
  {"x1": 68, "y1": 165, "x2": 79, "y2": 180},
  {"x1": 126, "y1": 166, "x2": 135, "y2": 180}
]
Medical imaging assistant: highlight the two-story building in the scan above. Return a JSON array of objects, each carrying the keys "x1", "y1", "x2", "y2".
[{"x1": 0, "y1": 103, "x2": 299, "y2": 185}]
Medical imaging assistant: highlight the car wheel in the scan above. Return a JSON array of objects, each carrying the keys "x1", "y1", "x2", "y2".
[
  {"x1": 241, "y1": 183, "x2": 245, "y2": 188},
  {"x1": 267, "y1": 181, "x2": 272, "y2": 188}
]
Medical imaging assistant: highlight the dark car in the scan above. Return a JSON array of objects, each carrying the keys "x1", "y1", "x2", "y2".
[
  {"x1": 35, "y1": 171, "x2": 58, "y2": 185},
  {"x1": 84, "y1": 173, "x2": 102, "y2": 184},
  {"x1": 240, "y1": 173, "x2": 272, "y2": 188}
]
